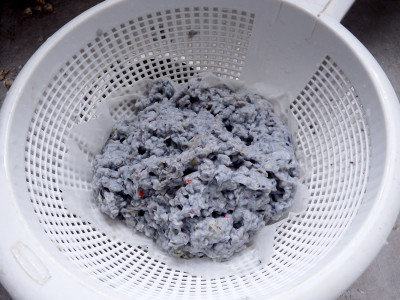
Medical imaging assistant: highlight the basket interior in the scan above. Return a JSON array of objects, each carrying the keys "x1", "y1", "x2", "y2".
[{"x1": 22, "y1": 4, "x2": 370, "y2": 299}]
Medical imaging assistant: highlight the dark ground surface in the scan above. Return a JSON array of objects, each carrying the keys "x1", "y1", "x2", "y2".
[{"x1": 0, "y1": 0, "x2": 399, "y2": 299}]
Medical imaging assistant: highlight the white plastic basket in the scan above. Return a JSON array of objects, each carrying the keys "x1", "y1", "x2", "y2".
[{"x1": 1, "y1": 0, "x2": 400, "y2": 299}]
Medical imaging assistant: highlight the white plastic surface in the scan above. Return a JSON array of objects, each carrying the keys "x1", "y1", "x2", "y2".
[
  {"x1": 1, "y1": 0, "x2": 400, "y2": 299},
  {"x1": 288, "y1": 0, "x2": 355, "y2": 20}
]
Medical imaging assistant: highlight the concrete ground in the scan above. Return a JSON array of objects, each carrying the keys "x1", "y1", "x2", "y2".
[{"x1": 0, "y1": 0, "x2": 399, "y2": 299}]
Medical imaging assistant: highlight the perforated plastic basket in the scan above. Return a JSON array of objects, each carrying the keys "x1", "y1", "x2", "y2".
[{"x1": 1, "y1": 0, "x2": 400, "y2": 299}]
